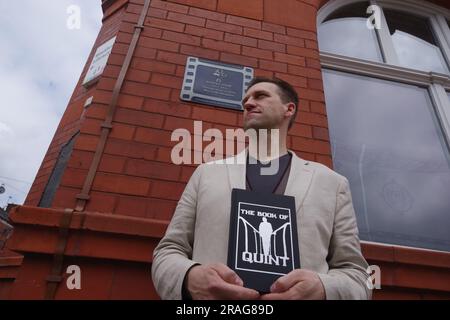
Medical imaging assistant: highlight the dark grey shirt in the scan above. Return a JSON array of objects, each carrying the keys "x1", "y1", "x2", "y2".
[{"x1": 246, "y1": 152, "x2": 292, "y2": 195}]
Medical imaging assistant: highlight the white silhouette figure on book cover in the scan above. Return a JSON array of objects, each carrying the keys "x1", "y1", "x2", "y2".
[
  {"x1": 238, "y1": 214, "x2": 292, "y2": 271},
  {"x1": 259, "y1": 217, "x2": 273, "y2": 256}
]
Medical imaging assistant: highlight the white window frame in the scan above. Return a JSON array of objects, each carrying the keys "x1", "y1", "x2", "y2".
[
  {"x1": 318, "y1": 0, "x2": 450, "y2": 251},
  {"x1": 318, "y1": 0, "x2": 450, "y2": 155}
]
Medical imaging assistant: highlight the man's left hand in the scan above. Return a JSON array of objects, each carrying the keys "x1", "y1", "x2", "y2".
[{"x1": 260, "y1": 269, "x2": 326, "y2": 300}]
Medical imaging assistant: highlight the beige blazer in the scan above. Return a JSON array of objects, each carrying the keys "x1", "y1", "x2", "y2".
[{"x1": 151, "y1": 150, "x2": 372, "y2": 300}]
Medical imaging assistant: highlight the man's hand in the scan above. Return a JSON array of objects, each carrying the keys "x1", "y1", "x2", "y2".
[
  {"x1": 261, "y1": 269, "x2": 326, "y2": 300},
  {"x1": 185, "y1": 263, "x2": 260, "y2": 300}
]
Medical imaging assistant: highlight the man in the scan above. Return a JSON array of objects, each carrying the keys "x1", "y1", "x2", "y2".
[{"x1": 151, "y1": 77, "x2": 371, "y2": 300}]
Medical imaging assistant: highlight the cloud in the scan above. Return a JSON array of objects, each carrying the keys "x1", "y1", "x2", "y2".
[{"x1": 0, "y1": 1, "x2": 102, "y2": 208}]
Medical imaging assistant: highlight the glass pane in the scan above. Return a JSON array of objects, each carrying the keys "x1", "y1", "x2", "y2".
[
  {"x1": 39, "y1": 134, "x2": 77, "y2": 207},
  {"x1": 385, "y1": 10, "x2": 449, "y2": 74},
  {"x1": 318, "y1": 2, "x2": 382, "y2": 62},
  {"x1": 323, "y1": 69, "x2": 450, "y2": 252}
]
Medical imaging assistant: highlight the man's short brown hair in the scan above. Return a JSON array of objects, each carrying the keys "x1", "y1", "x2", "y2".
[{"x1": 246, "y1": 77, "x2": 299, "y2": 129}]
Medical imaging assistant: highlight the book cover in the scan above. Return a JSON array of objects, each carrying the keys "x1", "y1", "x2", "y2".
[{"x1": 227, "y1": 188, "x2": 300, "y2": 293}]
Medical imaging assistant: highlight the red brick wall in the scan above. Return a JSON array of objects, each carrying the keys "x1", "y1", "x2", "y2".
[{"x1": 7, "y1": 254, "x2": 159, "y2": 300}]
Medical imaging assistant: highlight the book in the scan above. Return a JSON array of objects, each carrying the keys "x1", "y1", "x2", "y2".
[{"x1": 227, "y1": 188, "x2": 300, "y2": 293}]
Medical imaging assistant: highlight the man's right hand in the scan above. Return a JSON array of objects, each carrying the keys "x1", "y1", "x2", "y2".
[{"x1": 185, "y1": 263, "x2": 260, "y2": 300}]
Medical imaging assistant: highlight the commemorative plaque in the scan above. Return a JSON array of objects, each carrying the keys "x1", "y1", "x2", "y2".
[
  {"x1": 227, "y1": 189, "x2": 300, "y2": 293},
  {"x1": 180, "y1": 57, "x2": 254, "y2": 110}
]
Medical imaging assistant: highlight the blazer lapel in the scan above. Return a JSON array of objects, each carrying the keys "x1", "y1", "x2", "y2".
[
  {"x1": 284, "y1": 151, "x2": 314, "y2": 214},
  {"x1": 225, "y1": 149, "x2": 247, "y2": 190}
]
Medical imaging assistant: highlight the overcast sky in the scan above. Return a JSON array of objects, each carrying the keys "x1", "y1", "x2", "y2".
[{"x1": 0, "y1": 1, "x2": 102, "y2": 208}]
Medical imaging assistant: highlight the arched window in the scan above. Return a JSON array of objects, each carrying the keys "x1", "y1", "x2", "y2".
[{"x1": 318, "y1": 0, "x2": 450, "y2": 252}]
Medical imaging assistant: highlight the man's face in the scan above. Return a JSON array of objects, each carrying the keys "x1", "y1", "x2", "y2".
[{"x1": 242, "y1": 82, "x2": 290, "y2": 131}]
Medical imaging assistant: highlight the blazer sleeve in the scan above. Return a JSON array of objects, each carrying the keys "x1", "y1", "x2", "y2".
[
  {"x1": 317, "y1": 177, "x2": 373, "y2": 300},
  {"x1": 151, "y1": 165, "x2": 203, "y2": 300}
]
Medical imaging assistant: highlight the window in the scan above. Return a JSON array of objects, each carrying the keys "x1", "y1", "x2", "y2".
[
  {"x1": 319, "y1": 1, "x2": 450, "y2": 74},
  {"x1": 385, "y1": 10, "x2": 449, "y2": 73},
  {"x1": 323, "y1": 70, "x2": 450, "y2": 251},
  {"x1": 39, "y1": 133, "x2": 77, "y2": 207},
  {"x1": 318, "y1": 2, "x2": 382, "y2": 62},
  {"x1": 318, "y1": 0, "x2": 450, "y2": 252}
]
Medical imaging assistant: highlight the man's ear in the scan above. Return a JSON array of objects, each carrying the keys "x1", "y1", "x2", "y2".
[{"x1": 285, "y1": 102, "x2": 296, "y2": 118}]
